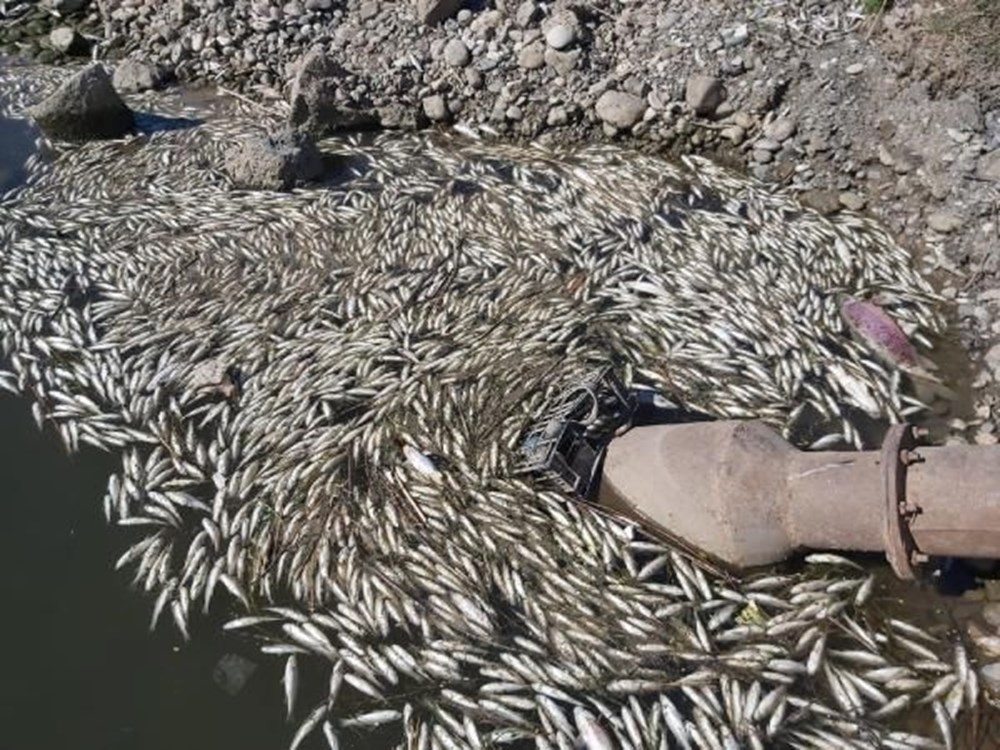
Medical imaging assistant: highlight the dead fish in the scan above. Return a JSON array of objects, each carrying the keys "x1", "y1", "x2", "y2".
[{"x1": 838, "y1": 295, "x2": 945, "y2": 386}]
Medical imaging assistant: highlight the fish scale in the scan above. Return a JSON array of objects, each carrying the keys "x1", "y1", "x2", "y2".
[{"x1": 0, "y1": 61, "x2": 968, "y2": 749}]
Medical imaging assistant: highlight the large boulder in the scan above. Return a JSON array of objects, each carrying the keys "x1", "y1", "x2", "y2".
[
  {"x1": 288, "y1": 50, "x2": 378, "y2": 136},
  {"x1": 224, "y1": 128, "x2": 323, "y2": 191},
  {"x1": 27, "y1": 64, "x2": 134, "y2": 141}
]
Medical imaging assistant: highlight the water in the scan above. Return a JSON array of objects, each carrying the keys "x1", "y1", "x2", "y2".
[{"x1": 0, "y1": 393, "x2": 293, "y2": 750}]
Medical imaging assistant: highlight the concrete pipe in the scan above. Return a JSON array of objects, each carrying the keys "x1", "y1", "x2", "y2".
[{"x1": 598, "y1": 420, "x2": 1000, "y2": 578}]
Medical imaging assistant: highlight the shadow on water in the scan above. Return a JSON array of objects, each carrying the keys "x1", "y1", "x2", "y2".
[{"x1": 0, "y1": 115, "x2": 35, "y2": 193}]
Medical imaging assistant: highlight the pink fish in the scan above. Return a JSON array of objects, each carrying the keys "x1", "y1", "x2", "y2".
[{"x1": 838, "y1": 295, "x2": 941, "y2": 383}]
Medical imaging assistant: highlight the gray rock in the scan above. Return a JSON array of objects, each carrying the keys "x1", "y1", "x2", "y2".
[
  {"x1": 305, "y1": 0, "x2": 333, "y2": 8},
  {"x1": 422, "y1": 94, "x2": 449, "y2": 122},
  {"x1": 41, "y1": 0, "x2": 89, "y2": 13},
  {"x1": 112, "y1": 60, "x2": 169, "y2": 94},
  {"x1": 764, "y1": 116, "x2": 796, "y2": 142},
  {"x1": 288, "y1": 50, "x2": 376, "y2": 135},
  {"x1": 224, "y1": 128, "x2": 323, "y2": 191},
  {"x1": 377, "y1": 103, "x2": 427, "y2": 130},
  {"x1": 752, "y1": 148, "x2": 773, "y2": 164},
  {"x1": 685, "y1": 74, "x2": 725, "y2": 116},
  {"x1": 27, "y1": 64, "x2": 133, "y2": 142},
  {"x1": 755, "y1": 138, "x2": 780, "y2": 152},
  {"x1": 595, "y1": 90, "x2": 645, "y2": 130},
  {"x1": 720, "y1": 23, "x2": 748, "y2": 47},
  {"x1": 416, "y1": 0, "x2": 462, "y2": 25},
  {"x1": 838, "y1": 191, "x2": 866, "y2": 211},
  {"x1": 545, "y1": 24, "x2": 575, "y2": 50},
  {"x1": 517, "y1": 41, "x2": 545, "y2": 70},
  {"x1": 845, "y1": 62, "x2": 864, "y2": 75},
  {"x1": 927, "y1": 210, "x2": 963, "y2": 234},
  {"x1": 49, "y1": 27, "x2": 87, "y2": 56},
  {"x1": 546, "y1": 106, "x2": 568, "y2": 127},
  {"x1": 515, "y1": 0, "x2": 540, "y2": 28},
  {"x1": 978, "y1": 149, "x2": 1000, "y2": 181},
  {"x1": 543, "y1": 46, "x2": 578, "y2": 76},
  {"x1": 443, "y1": 38, "x2": 470, "y2": 67},
  {"x1": 359, "y1": 1, "x2": 379, "y2": 21}
]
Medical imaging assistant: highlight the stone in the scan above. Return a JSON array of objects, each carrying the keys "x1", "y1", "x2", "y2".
[
  {"x1": 838, "y1": 191, "x2": 866, "y2": 211},
  {"x1": 752, "y1": 149, "x2": 773, "y2": 165},
  {"x1": 517, "y1": 41, "x2": 545, "y2": 70},
  {"x1": 359, "y1": 1, "x2": 379, "y2": 20},
  {"x1": 416, "y1": 0, "x2": 462, "y2": 25},
  {"x1": 49, "y1": 27, "x2": 87, "y2": 56},
  {"x1": 986, "y1": 603, "x2": 1000, "y2": 630},
  {"x1": 224, "y1": 128, "x2": 323, "y2": 191},
  {"x1": 515, "y1": 0, "x2": 540, "y2": 28},
  {"x1": 27, "y1": 64, "x2": 133, "y2": 142},
  {"x1": 978, "y1": 149, "x2": 1000, "y2": 181},
  {"x1": 545, "y1": 24, "x2": 575, "y2": 50},
  {"x1": 984, "y1": 343, "x2": 1000, "y2": 374},
  {"x1": 543, "y1": 46, "x2": 578, "y2": 76},
  {"x1": 112, "y1": 60, "x2": 169, "y2": 94},
  {"x1": 288, "y1": 49, "x2": 377, "y2": 135},
  {"x1": 443, "y1": 38, "x2": 470, "y2": 67},
  {"x1": 755, "y1": 137, "x2": 780, "y2": 152},
  {"x1": 927, "y1": 210, "x2": 963, "y2": 234},
  {"x1": 720, "y1": 23, "x2": 748, "y2": 47},
  {"x1": 846, "y1": 62, "x2": 864, "y2": 75},
  {"x1": 764, "y1": 116, "x2": 796, "y2": 142},
  {"x1": 422, "y1": 94, "x2": 449, "y2": 122},
  {"x1": 721, "y1": 125, "x2": 745, "y2": 145},
  {"x1": 546, "y1": 106, "x2": 568, "y2": 127},
  {"x1": 685, "y1": 74, "x2": 725, "y2": 117},
  {"x1": 377, "y1": 103, "x2": 427, "y2": 130},
  {"x1": 595, "y1": 90, "x2": 646, "y2": 130},
  {"x1": 799, "y1": 189, "x2": 840, "y2": 215}
]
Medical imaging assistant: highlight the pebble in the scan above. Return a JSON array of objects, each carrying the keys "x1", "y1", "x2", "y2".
[
  {"x1": 764, "y1": 117, "x2": 797, "y2": 142},
  {"x1": 517, "y1": 42, "x2": 545, "y2": 70},
  {"x1": 594, "y1": 90, "x2": 646, "y2": 129},
  {"x1": 685, "y1": 74, "x2": 725, "y2": 117},
  {"x1": 755, "y1": 137, "x2": 781, "y2": 152},
  {"x1": 846, "y1": 62, "x2": 865, "y2": 75},
  {"x1": 49, "y1": 26, "x2": 86, "y2": 56},
  {"x1": 443, "y1": 38, "x2": 470, "y2": 67},
  {"x1": 838, "y1": 192, "x2": 866, "y2": 211},
  {"x1": 978, "y1": 149, "x2": 1000, "y2": 182},
  {"x1": 416, "y1": 0, "x2": 461, "y2": 25},
  {"x1": 515, "y1": 0, "x2": 541, "y2": 28},
  {"x1": 752, "y1": 149, "x2": 773, "y2": 165},
  {"x1": 721, "y1": 125, "x2": 745, "y2": 145},
  {"x1": 546, "y1": 106, "x2": 568, "y2": 126},
  {"x1": 926, "y1": 211, "x2": 963, "y2": 234},
  {"x1": 720, "y1": 23, "x2": 749, "y2": 47},
  {"x1": 545, "y1": 24, "x2": 575, "y2": 50},
  {"x1": 422, "y1": 94, "x2": 449, "y2": 121}
]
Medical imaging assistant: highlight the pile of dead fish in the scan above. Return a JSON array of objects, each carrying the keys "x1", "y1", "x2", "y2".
[{"x1": 0, "y1": 63, "x2": 974, "y2": 749}]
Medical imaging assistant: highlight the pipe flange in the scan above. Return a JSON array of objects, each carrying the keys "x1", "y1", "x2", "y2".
[{"x1": 881, "y1": 423, "x2": 920, "y2": 580}]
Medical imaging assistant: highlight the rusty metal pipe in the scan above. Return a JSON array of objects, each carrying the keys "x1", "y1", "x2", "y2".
[{"x1": 598, "y1": 420, "x2": 1000, "y2": 577}]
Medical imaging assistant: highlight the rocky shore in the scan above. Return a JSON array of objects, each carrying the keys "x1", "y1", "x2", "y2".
[{"x1": 2, "y1": 0, "x2": 999, "y2": 434}]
